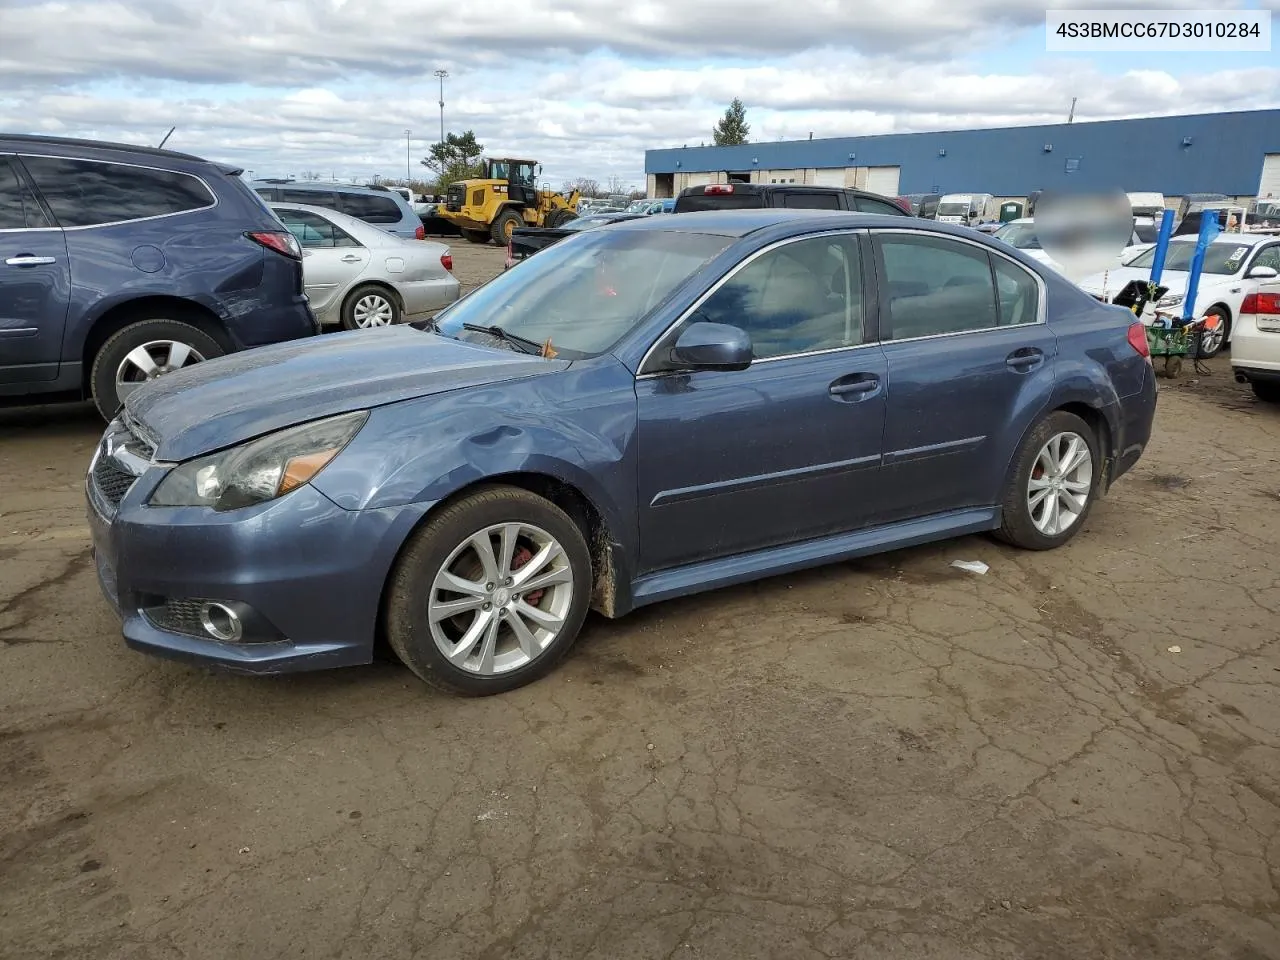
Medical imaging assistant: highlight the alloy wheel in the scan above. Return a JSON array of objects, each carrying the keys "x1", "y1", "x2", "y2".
[
  {"x1": 1027, "y1": 431, "x2": 1093, "y2": 537},
  {"x1": 428, "y1": 522, "x2": 575, "y2": 676},
  {"x1": 115, "y1": 340, "x2": 206, "y2": 402}
]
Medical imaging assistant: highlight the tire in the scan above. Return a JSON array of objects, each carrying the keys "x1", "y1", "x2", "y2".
[
  {"x1": 461, "y1": 229, "x2": 489, "y2": 244},
  {"x1": 1196, "y1": 306, "x2": 1229, "y2": 358},
  {"x1": 491, "y1": 208, "x2": 525, "y2": 245},
  {"x1": 340, "y1": 285, "x2": 401, "y2": 331},
  {"x1": 1251, "y1": 381, "x2": 1280, "y2": 404},
  {"x1": 546, "y1": 209, "x2": 577, "y2": 228},
  {"x1": 90, "y1": 318, "x2": 224, "y2": 421},
  {"x1": 995, "y1": 411, "x2": 1101, "y2": 551},
  {"x1": 385, "y1": 485, "x2": 593, "y2": 696}
]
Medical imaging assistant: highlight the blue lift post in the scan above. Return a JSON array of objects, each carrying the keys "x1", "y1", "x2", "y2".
[
  {"x1": 1181, "y1": 208, "x2": 1223, "y2": 324},
  {"x1": 1148, "y1": 208, "x2": 1175, "y2": 293}
]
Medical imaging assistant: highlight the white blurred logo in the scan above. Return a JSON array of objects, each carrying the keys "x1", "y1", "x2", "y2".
[{"x1": 1034, "y1": 191, "x2": 1134, "y2": 282}]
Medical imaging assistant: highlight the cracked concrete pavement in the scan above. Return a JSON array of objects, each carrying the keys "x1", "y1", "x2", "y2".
[{"x1": 2, "y1": 242, "x2": 1278, "y2": 959}]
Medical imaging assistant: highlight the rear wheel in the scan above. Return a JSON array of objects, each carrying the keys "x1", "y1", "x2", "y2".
[
  {"x1": 341, "y1": 284, "x2": 400, "y2": 331},
  {"x1": 995, "y1": 411, "x2": 1100, "y2": 550},
  {"x1": 90, "y1": 318, "x2": 223, "y2": 420},
  {"x1": 1251, "y1": 381, "x2": 1280, "y2": 404},
  {"x1": 546, "y1": 209, "x2": 577, "y2": 228},
  {"x1": 491, "y1": 209, "x2": 525, "y2": 245},
  {"x1": 385, "y1": 486, "x2": 593, "y2": 696},
  {"x1": 461, "y1": 229, "x2": 489, "y2": 244}
]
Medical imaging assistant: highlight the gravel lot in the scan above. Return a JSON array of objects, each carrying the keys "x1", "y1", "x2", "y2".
[{"x1": 2, "y1": 241, "x2": 1279, "y2": 960}]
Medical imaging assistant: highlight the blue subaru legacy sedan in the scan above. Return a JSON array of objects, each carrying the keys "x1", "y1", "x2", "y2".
[{"x1": 86, "y1": 211, "x2": 1157, "y2": 696}]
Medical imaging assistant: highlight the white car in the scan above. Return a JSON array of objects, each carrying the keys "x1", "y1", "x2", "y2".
[
  {"x1": 271, "y1": 203, "x2": 459, "y2": 330},
  {"x1": 1230, "y1": 276, "x2": 1280, "y2": 402},
  {"x1": 1077, "y1": 233, "x2": 1280, "y2": 357},
  {"x1": 992, "y1": 218, "x2": 1149, "y2": 276}
]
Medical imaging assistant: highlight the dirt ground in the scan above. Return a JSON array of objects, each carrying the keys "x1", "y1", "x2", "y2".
[{"x1": 2, "y1": 243, "x2": 1279, "y2": 960}]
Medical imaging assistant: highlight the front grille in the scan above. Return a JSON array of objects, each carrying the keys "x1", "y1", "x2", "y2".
[
  {"x1": 92, "y1": 456, "x2": 137, "y2": 509},
  {"x1": 143, "y1": 598, "x2": 210, "y2": 639}
]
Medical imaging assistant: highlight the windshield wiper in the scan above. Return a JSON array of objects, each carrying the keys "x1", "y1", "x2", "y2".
[{"x1": 461, "y1": 322, "x2": 544, "y2": 356}]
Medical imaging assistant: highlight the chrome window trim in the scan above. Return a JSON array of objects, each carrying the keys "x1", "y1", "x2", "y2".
[
  {"x1": 13, "y1": 152, "x2": 218, "y2": 230},
  {"x1": 636, "y1": 227, "x2": 872, "y2": 378},
  {"x1": 867, "y1": 226, "x2": 1048, "y2": 340}
]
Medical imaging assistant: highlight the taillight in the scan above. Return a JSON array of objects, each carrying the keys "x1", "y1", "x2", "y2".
[
  {"x1": 247, "y1": 230, "x2": 301, "y2": 260},
  {"x1": 1241, "y1": 292, "x2": 1280, "y2": 315},
  {"x1": 1127, "y1": 321, "x2": 1151, "y2": 360},
  {"x1": 415, "y1": 223, "x2": 425, "y2": 241},
  {"x1": 704, "y1": 184, "x2": 734, "y2": 194},
  {"x1": 440, "y1": 252, "x2": 453, "y2": 272}
]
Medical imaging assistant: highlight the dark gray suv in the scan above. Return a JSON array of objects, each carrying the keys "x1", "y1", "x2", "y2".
[{"x1": 0, "y1": 135, "x2": 318, "y2": 418}]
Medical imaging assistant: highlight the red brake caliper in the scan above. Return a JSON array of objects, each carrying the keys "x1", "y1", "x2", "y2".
[{"x1": 511, "y1": 546, "x2": 545, "y2": 606}]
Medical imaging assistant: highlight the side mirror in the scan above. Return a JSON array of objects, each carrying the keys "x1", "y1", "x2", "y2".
[
  {"x1": 1248, "y1": 265, "x2": 1278, "y2": 279},
  {"x1": 667, "y1": 321, "x2": 753, "y2": 371}
]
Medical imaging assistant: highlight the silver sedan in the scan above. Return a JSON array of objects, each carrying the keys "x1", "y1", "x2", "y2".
[{"x1": 271, "y1": 203, "x2": 459, "y2": 330}]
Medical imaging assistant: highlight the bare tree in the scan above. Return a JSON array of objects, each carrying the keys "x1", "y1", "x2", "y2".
[
  {"x1": 562, "y1": 177, "x2": 602, "y2": 198},
  {"x1": 301, "y1": 170, "x2": 322, "y2": 181}
]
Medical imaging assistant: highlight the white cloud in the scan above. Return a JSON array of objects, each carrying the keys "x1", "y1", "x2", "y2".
[{"x1": 0, "y1": 0, "x2": 1274, "y2": 186}]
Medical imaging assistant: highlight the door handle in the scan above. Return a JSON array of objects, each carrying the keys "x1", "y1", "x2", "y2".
[
  {"x1": 1005, "y1": 347, "x2": 1045, "y2": 372},
  {"x1": 829, "y1": 375, "x2": 880, "y2": 398},
  {"x1": 5, "y1": 255, "x2": 56, "y2": 266},
  {"x1": 340, "y1": 255, "x2": 362, "y2": 263}
]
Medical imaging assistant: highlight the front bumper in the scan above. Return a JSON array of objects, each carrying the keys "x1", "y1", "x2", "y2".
[{"x1": 87, "y1": 428, "x2": 428, "y2": 675}]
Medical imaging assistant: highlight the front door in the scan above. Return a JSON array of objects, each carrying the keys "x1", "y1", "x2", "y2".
[
  {"x1": 636, "y1": 232, "x2": 887, "y2": 573},
  {"x1": 870, "y1": 229, "x2": 1057, "y2": 521},
  {"x1": 0, "y1": 156, "x2": 69, "y2": 384}
]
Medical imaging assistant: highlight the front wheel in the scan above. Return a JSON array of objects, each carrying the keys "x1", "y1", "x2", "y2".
[
  {"x1": 995, "y1": 411, "x2": 1101, "y2": 550},
  {"x1": 490, "y1": 209, "x2": 525, "y2": 245},
  {"x1": 1197, "y1": 306, "x2": 1229, "y2": 358},
  {"x1": 385, "y1": 486, "x2": 593, "y2": 695},
  {"x1": 90, "y1": 318, "x2": 224, "y2": 420}
]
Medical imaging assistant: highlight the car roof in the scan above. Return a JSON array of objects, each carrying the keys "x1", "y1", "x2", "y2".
[
  {"x1": 608, "y1": 208, "x2": 955, "y2": 238},
  {"x1": 0, "y1": 133, "x2": 209, "y2": 164}
]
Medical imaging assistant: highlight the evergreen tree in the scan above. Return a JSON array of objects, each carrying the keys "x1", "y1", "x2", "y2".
[{"x1": 712, "y1": 99, "x2": 750, "y2": 146}]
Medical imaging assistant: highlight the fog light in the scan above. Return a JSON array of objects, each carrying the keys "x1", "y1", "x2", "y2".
[{"x1": 199, "y1": 602, "x2": 243, "y2": 642}]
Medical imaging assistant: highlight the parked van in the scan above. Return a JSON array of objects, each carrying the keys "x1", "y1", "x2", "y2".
[{"x1": 936, "y1": 193, "x2": 997, "y2": 226}]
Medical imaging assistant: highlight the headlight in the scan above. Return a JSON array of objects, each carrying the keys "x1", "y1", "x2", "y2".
[
  {"x1": 150, "y1": 412, "x2": 367, "y2": 511},
  {"x1": 1155, "y1": 294, "x2": 1184, "y2": 308}
]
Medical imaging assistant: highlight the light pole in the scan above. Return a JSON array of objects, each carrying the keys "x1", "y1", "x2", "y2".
[
  {"x1": 434, "y1": 69, "x2": 448, "y2": 146},
  {"x1": 404, "y1": 129, "x2": 411, "y2": 182}
]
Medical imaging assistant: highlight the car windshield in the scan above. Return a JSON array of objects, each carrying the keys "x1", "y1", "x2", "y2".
[
  {"x1": 434, "y1": 229, "x2": 732, "y2": 358},
  {"x1": 562, "y1": 216, "x2": 613, "y2": 232},
  {"x1": 937, "y1": 202, "x2": 969, "y2": 216},
  {"x1": 1125, "y1": 241, "x2": 1253, "y2": 275},
  {"x1": 993, "y1": 222, "x2": 1041, "y2": 249}
]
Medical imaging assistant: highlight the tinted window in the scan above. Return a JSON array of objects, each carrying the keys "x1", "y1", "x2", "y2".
[
  {"x1": 21, "y1": 156, "x2": 214, "y2": 227},
  {"x1": 781, "y1": 192, "x2": 841, "y2": 210},
  {"x1": 876, "y1": 234, "x2": 998, "y2": 339},
  {"x1": 856, "y1": 196, "x2": 906, "y2": 216},
  {"x1": 1253, "y1": 245, "x2": 1280, "y2": 272},
  {"x1": 673, "y1": 191, "x2": 764, "y2": 212},
  {"x1": 280, "y1": 188, "x2": 337, "y2": 209},
  {"x1": 275, "y1": 208, "x2": 359, "y2": 248},
  {"x1": 340, "y1": 192, "x2": 403, "y2": 224},
  {"x1": 993, "y1": 257, "x2": 1040, "y2": 326},
  {"x1": 0, "y1": 159, "x2": 51, "y2": 229},
  {"x1": 695, "y1": 235, "x2": 863, "y2": 359},
  {"x1": 254, "y1": 187, "x2": 278, "y2": 201}
]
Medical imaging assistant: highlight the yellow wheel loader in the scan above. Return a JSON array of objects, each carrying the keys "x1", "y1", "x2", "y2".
[{"x1": 438, "y1": 158, "x2": 580, "y2": 245}]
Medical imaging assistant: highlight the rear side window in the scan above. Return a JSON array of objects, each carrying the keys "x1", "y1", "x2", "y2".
[
  {"x1": 340, "y1": 192, "x2": 403, "y2": 224},
  {"x1": 20, "y1": 156, "x2": 214, "y2": 227},
  {"x1": 856, "y1": 197, "x2": 906, "y2": 216},
  {"x1": 0, "y1": 158, "x2": 52, "y2": 229},
  {"x1": 673, "y1": 191, "x2": 765, "y2": 212},
  {"x1": 280, "y1": 188, "x2": 338, "y2": 209},
  {"x1": 276, "y1": 208, "x2": 360, "y2": 248},
  {"x1": 781, "y1": 192, "x2": 841, "y2": 210},
  {"x1": 875, "y1": 233, "x2": 999, "y2": 339}
]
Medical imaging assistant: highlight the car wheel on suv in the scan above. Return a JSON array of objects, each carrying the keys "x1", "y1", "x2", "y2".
[{"x1": 90, "y1": 319, "x2": 224, "y2": 419}]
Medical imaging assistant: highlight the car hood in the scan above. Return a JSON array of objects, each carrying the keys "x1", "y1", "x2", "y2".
[
  {"x1": 124, "y1": 327, "x2": 568, "y2": 461},
  {"x1": 1078, "y1": 265, "x2": 1238, "y2": 299}
]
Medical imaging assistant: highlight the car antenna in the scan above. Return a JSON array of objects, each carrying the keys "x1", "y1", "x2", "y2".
[{"x1": 157, "y1": 126, "x2": 176, "y2": 149}]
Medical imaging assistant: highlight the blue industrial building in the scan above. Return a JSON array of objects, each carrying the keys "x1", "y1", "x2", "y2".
[{"x1": 644, "y1": 109, "x2": 1280, "y2": 201}]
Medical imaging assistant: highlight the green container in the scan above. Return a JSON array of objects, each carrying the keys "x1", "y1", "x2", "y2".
[{"x1": 999, "y1": 201, "x2": 1024, "y2": 222}]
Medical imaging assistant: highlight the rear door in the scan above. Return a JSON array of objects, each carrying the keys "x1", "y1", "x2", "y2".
[
  {"x1": 274, "y1": 208, "x2": 369, "y2": 319},
  {"x1": 0, "y1": 156, "x2": 69, "y2": 384},
  {"x1": 870, "y1": 228, "x2": 1056, "y2": 522}
]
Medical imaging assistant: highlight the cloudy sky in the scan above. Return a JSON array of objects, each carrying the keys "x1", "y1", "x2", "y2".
[{"x1": 2, "y1": 0, "x2": 1277, "y2": 191}]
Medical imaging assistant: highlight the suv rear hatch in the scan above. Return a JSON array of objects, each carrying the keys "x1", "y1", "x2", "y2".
[{"x1": 673, "y1": 184, "x2": 766, "y2": 213}]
